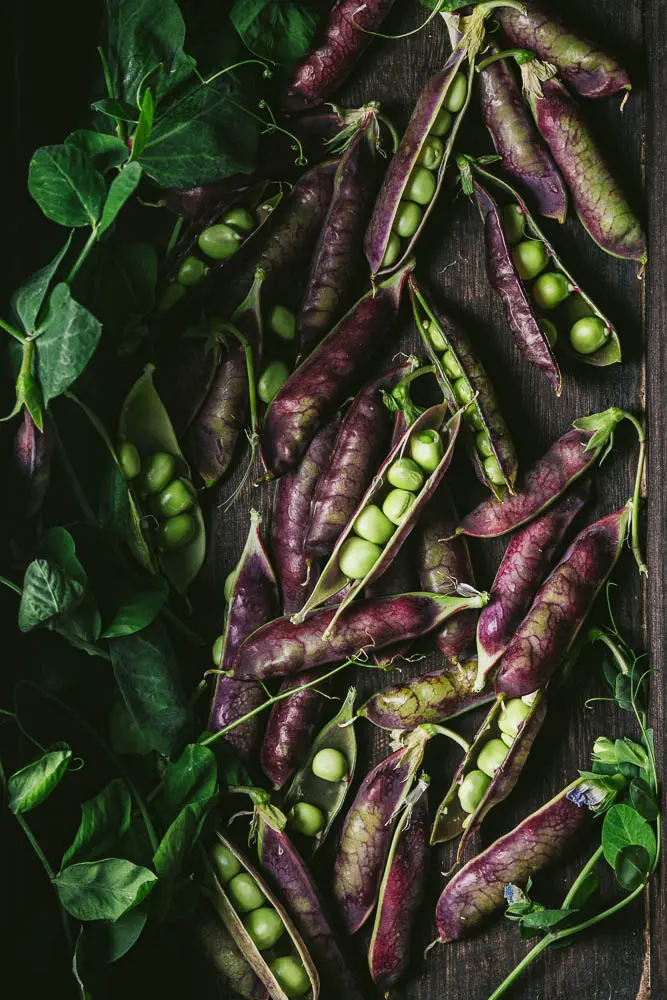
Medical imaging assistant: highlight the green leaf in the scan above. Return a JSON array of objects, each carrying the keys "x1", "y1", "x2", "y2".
[
  {"x1": 18, "y1": 552, "x2": 85, "y2": 631},
  {"x1": 62, "y1": 779, "x2": 132, "y2": 867},
  {"x1": 568, "y1": 871, "x2": 600, "y2": 910},
  {"x1": 74, "y1": 907, "x2": 147, "y2": 993},
  {"x1": 518, "y1": 908, "x2": 576, "y2": 939},
  {"x1": 100, "y1": 572, "x2": 168, "y2": 638},
  {"x1": 108, "y1": 698, "x2": 155, "y2": 756},
  {"x1": 84, "y1": 240, "x2": 157, "y2": 340},
  {"x1": 153, "y1": 802, "x2": 207, "y2": 880},
  {"x1": 28, "y1": 145, "x2": 106, "y2": 228},
  {"x1": 54, "y1": 858, "x2": 157, "y2": 921},
  {"x1": 65, "y1": 131, "x2": 129, "y2": 172},
  {"x1": 109, "y1": 620, "x2": 192, "y2": 756},
  {"x1": 97, "y1": 163, "x2": 143, "y2": 237},
  {"x1": 11, "y1": 235, "x2": 73, "y2": 335},
  {"x1": 602, "y1": 803, "x2": 657, "y2": 870},
  {"x1": 629, "y1": 778, "x2": 659, "y2": 822},
  {"x1": 34, "y1": 283, "x2": 102, "y2": 403},
  {"x1": 230, "y1": 0, "x2": 320, "y2": 66},
  {"x1": 130, "y1": 90, "x2": 155, "y2": 161},
  {"x1": 52, "y1": 591, "x2": 103, "y2": 652},
  {"x1": 614, "y1": 738, "x2": 649, "y2": 771},
  {"x1": 614, "y1": 844, "x2": 650, "y2": 892},
  {"x1": 161, "y1": 744, "x2": 218, "y2": 820},
  {"x1": 8, "y1": 746, "x2": 72, "y2": 814},
  {"x1": 91, "y1": 98, "x2": 141, "y2": 123}
]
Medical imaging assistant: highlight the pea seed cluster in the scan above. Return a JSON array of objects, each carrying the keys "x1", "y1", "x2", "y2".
[
  {"x1": 118, "y1": 442, "x2": 199, "y2": 551},
  {"x1": 381, "y1": 72, "x2": 468, "y2": 269},
  {"x1": 504, "y1": 204, "x2": 610, "y2": 356},
  {"x1": 287, "y1": 747, "x2": 349, "y2": 838},
  {"x1": 258, "y1": 304, "x2": 297, "y2": 405},
  {"x1": 212, "y1": 842, "x2": 311, "y2": 997}
]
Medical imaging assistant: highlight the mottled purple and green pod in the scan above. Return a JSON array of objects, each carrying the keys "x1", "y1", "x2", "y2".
[
  {"x1": 459, "y1": 407, "x2": 628, "y2": 538},
  {"x1": 261, "y1": 670, "x2": 330, "y2": 790},
  {"x1": 368, "y1": 775, "x2": 429, "y2": 990},
  {"x1": 209, "y1": 510, "x2": 279, "y2": 761},
  {"x1": 11, "y1": 410, "x2": 54, "y2": 519},
  {"x1": 261, "y1": 260, "x2": 414, "y2": 478},
  {"x1": 499, "y1": 4, "x2": 631, "y2": 99},
  {"x1": 528, "y1": 78, "x2": 645, "y2": 262},
  {"x1": 496, "y1": 503, "x2": 631, "y2": 698},
  {"x1": 196, "y1": 903, "x2": 264, "y2": 999},
  {"x1": 435, "y1": 779, "x2": 597, "y2": 942},
  {"x1": 476, "y1": 479, "x2": 590, "y2": 685}
]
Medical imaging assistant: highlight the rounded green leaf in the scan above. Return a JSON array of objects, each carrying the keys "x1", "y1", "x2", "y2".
[
  {"x1": 28, "y1": 145, "x2": 106, "y2": 228},
  {"x1": 602, "y1": 803, "x2": 657, "y2": 870},
  {"x1": 54, "y1": 858, "x2": 157, "y2": 922},
  {"x1": 8, "y1": 746, "x2": 72, "y2": 814}
]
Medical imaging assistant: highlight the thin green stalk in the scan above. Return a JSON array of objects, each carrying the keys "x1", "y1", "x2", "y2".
[
  {"x1": 624, "y1": 412, "x2": 647, "y2": 576},
  {"x1": 98, "y1": 45, "x2": 125, "y2": 143},
  {"x1": 561, "y1": 846, "x2": 604, "y2": 907},
  {"x1": 218, "y1": 322, "x2": 260, "y2": 513},
  {"x1": 165, "y1": 216, "x2": 184, "y2": 255},
  {"x1": 476, "y1": 48, "x2": 535, "y2": 73},
  {"x1": 0, "y1": 317, "x2": 26, "y2": 342},
  {"x1": 428, "y1": 724, "x2": 470, "y2": 754},
  {"x1": 66, "y1": 227, "x2": 99, "y2": 286}
]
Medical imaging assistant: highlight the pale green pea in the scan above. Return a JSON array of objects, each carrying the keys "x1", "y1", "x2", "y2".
[
  {"x1": 477, "y1": 738, "x2": 509, "y2": 777},
  {"x1": 416, "y1": 135, "x2": 444, "y2": 170},
  {"x1": 312, "y1": 747, "x2": 348, "y2": 782},
  {"x1": 382, "y1": 232, "x2": 402, "y2": 268},
  {"x1": 118, "y1": 441, "x2": 140, "y2": 480},
  {"x1": 382, "y1": 488, "x2": 415, "y2": 525},
  {"x1": 288, "y1": 802, "x2": 325, "y2": 837},
  {"x1": 269, "y1": 305, "x2": 296, "y2": 342},
  {"x1": 198, "y1": 223, "x2": 244, "y2": 260},
  {"x1": 430, "y1": 108, "x2": 453, "y2": 137},
  {"x1": 393, "y1": 200, "x2": 423, "y2": 239},
  {"x1": 222, "y1": 206, "x2": 255, "y2": 233},
  {"x1": 483, "y1": 455, "x2": 505, "y2": 487},
  {"x1": 452, "y1": 378, "x2": 474, "y2": 406},
  {"x1": 243, "y1": 907, "x2": 285, "y2": 950},
  {"x1": 155, "y1": 478, "x2": 196, "y2": 519},
  {"x1": 498, "y1": 698, "x2": 531, "y2": 738},
  {"x1": 176, "y1": 255, "x2": 207, "y2": 287},
  {"x1": 532, "y1": 272, "x2": 572, "y2": 311},
  {"x1": 212, "y1": 842, "x2": 241, "y2": 884},
  {"x1": 442, "y1": 350, "x2": 462, "y2": 380},
  {"x1": 444, "y1": 71, "x2": 468, "y2": 112},
  {"x1": 457, "y1": 769, "x2": 491, "y2": 813},
  {"x1": 404, "y1": 166, "x2": 437, "y2": 206},
  {"x1": 423, "y1": 319, "x2": 446, "y2": 351},
  {"x1": 512, "y1": 240, "x2": 549, "y2": 280},
  {"x1": 570, "y1": 316, "x2": 608, "y2": 355},
  {"x1": 353, "y1": 505, "x2": 395, "y2": 545},
  {"x1": 140, "y1": 452, "x2": 176, "y2": 495},
  {"x1": 258, "y1": 360, "x2": 290, "y2": 405},
  {"x1": 502, "y1": 203, "x2": 525, "y2": 245},
  {"x1": 212, "y1": 634, "x2": 224, "y2": 666},
  {"x1": 158, "y1": 513, "x2": 197, "y2": 550},
  {"x1": 338, "y1": 537, "x2": 382, "y2": 580},
  {"x1": 227, "y1": 872, "x2": 266, "y2": 913},
  {"x1": 270, "y1": 957, "x2": 310, "y2": 997},
  {"x1": 410, "y1": 429, "x2": 444, "y2": 473},
  {"x1": 475, "y1": 430, "x2": 493, "y2": 458},
  {"x1": 387, "y1": 457, "x2": 424, "y2": 492}
]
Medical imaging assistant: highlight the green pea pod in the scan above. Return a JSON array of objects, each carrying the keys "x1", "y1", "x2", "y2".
[
  {"x1": 209, "y1": 833, "x2": 320, "y2": 1000},
  {"x1": 410, "y1": 278, "x2": 518, "y2": 499},
  {"x1": 283, "y1": 687, "x2": 358, "y2": 854},
  {"x1": 120, "y1": 365, "x2": 205, "y2": 593},
  {"x1": 291, "y1": 402, "x2": 462, "y2": 633},
  {"x1": 196, "y1": 903, "x2": 265, "y2": 999}
]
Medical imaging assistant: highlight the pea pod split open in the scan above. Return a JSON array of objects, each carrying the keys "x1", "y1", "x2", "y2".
[
  {"x1": 196, "y1": 904, "x2": 265, "y2": 999},
  {"x1": 261, "y1": 669, "x2": 332, "y2": 791}
]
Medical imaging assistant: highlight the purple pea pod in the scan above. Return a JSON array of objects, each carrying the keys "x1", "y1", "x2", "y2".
[
  {"x1": 498, "y1": 3, "x2": 631, "y2": 99},
  {"x1": 358, "y1": 655, "x2": 495, "y2": 731},
  {"x1": 368, "y1": 774, "x2": 429, "y2": 990},
  {"x1": 459, "y1": 407, "x2": 631, "y2": 538},
  {"x1": 231, "y1": 590, "x2": 489, "y2": 682},
  {"x1": 435, "y1": 776, "x2": 603, "y2": 942},
  {"x1": 261, "y1": 669, "x2": 330, "y2": 790},
  {"x1": 11, "y1": 410, "x2": 54, "y2": 519},
  {"x1": 496, "y1": 503, "x2": 631, "y2": 698},
  {"x1": 284, "y1": 0, "x2": 399, "y2": 111},
  {"x1": 525, "y1": 75, "x2": 645, "y2": 263},
  {"x1": 366, "y1": 535, "x2": 416, "y2": 666},
  {"x1": 162, "y1": 176, "x2": 251, "y2": 219},
  {"x1": 332, "y1": 725, "x2": 436, "y2": 933},
  {"x1": 411, "y1": 278, "x2": 518, "y2": 499},
  {"x1": 196, "y1": 903, "x2": 264, "y2": 999},
  {"x1": 476, "y1": 478, "x2": 591, "y2": 689},
  {"x1": 430, "y1": 692, "x2": 547, "y2": 853},
  {"x1": 209, "y1": 510, "x2": 279, "y2": 761},
  {"x1": 156, "y1": 329, "x2": 222, "y2": 440},
  {"x1": 292, "y1": 403, "x2": 462, "y2": 630},
  {"x1": 305, "y1": 361, "x2": 412, "y2": 561},
  {"x1": 261, "y1": 259, "x2": 414, "y2": 477},
  {"x1": 298, "y1": 106, "x2": 380, "y2": 354},
  {"x1": 417, "y1": 486, "x2": 478, "y2": 660}
]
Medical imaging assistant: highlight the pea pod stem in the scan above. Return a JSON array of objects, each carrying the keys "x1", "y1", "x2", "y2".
[
  {"x1": 0, "y1": 316, "x2": 25, "y2": 343},
  {"x1": 476, "y1": 49, "x2": 535, "y2": 73}
]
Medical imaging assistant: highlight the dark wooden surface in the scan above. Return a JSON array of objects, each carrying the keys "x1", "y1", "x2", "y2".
[{"x1": 2, "y1": 1, "x2": 662, "y2": 998}]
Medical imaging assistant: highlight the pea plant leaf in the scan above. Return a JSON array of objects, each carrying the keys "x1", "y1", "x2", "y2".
[
  {"x1": 8, "y1": 745, "x2": 72, "y2": 814},
  {"x1": 28, "y1": 145, "x2": 107, "y2": 228},
  {"x1": 152, "y1": 801, "x2": 209, "y2": 918},
  {"x1": 160, "y1": 744, "x2": 218, "y2": 820},
  {"x1": 52, "y1": 591, "x2": 103, "y2": 654},
  {"x1": 18, "y1": 527, "x2": 93, "y2": 634},
  {"x1": 615, "y1": 844, "x2": 651, "y2": 892},
  {"x1": 34, "y1": 283, "x2": 102, "y2": 403},
  {"x1": 129, "y1": 89, "x2": 155, "y2": 161},
  {"x1": 602, "y1": 803, "x2": 657, "y2": 871},
  {"x1": 84, "y1": 240, "x2": 157, "y2": 341},
  {"x1": 629, "y1": 778, "x2": 659, "y2": 822},
  {"x1": 99, "y1": 571, "x2": 168, "y2": 639},
  {"x1": 11, "y1": 235, "x2": 73, "y2": 335},
  {"x1": 73, "y1": 908, "x2": 148, "y2": 995},
  {"x1": 54, "y1": 858, "x2": 157, "y2": 922},
  {"x1": 230, "y1": 0, "x2": 321, "y2": 67},
  {"x1": 97, "y1": 163, "x2": 143, "y2": 237},
  {"x1": 62, "y1": 778, "x2": 132, "y2": 867},
  {"x1": 65, "y1": 131, "x2": 129, "y2": 173},
  {"x1": 108, "y1": 697, "x2": 155, "y2": 756},
  {"x1": 91, "y1": 98, "x2": 141, "y2": 123}
]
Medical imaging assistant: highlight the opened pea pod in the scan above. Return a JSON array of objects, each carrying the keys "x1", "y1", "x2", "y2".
[{"x1": 410, "y1": 277, "x2": 518, "y2": 499}]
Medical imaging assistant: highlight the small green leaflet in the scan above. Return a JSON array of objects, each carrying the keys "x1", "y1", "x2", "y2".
[
  {"x1": 11, "y1": 235, "x2": 73, "y2": 335},
  {"x1": 62, "y1": 778, "x2": 132, "y2": 867},
  {"x1": 28, "y1": 145, "x2": 106, "y2": 228},
  {"x1": 160, "y1": 744, "x2": 218, "y2": 820},
  {"x1": 629, "y1": 777, "x2": 659, "y2": 822},
  {"x1": 54, "y1": 858, "x2": 157, "y2": 922},
  {"x1": 34, "y1": 283, "x2": 102, "y2": 404},
  {"x1": 129, "y1": 90, "x2": 154, "y2": 162},
  {"x1": 615, "y1": 845, "x2": 651, "y2": 892},
  {"x1": 152, "y1": 801, "x2": 209, "y2": 918},
  {"x1": 230, "y1": 0, "x2": 320, "y2": 66},
  {"x1": 84, "y1": 240, "x2": 158, "y2": 341},
  {"x1": 602, "y1": 803, "x2": 657, "y2": 871},
  {"x1": 8, "y1": 746, "x2": 72, "y2": 814},
  {"x1": 108, "y1": 698, "x2": 155, "y2": 756},
  {"x1": 97, "y1": 163, "x2": 143, "y2": 237},
  {"x1": 65, "y1": 131, "x2": 129, "y2": 173},
  {"x1": 18, "y1": 527, "x2": 87, "y2": 631},
  {"x1": 100, "y1": 572, "x2": 168, "y2": 639},
  {"x1": 91, "y1": 98, "x2": 141, "y2": 123}
]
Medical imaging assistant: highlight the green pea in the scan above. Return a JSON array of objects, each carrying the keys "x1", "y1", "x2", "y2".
[
  {"x1": 156, "y1": 478, "x2": 196, "y2": 518},
  {"x1": 118, "y1": 441, "x2": 141, "y2": 480},
  {"x1": 498, "y1": 698, "x2": 531, "y2": 738},
  {"x1": 532, "y1": 272, "x2": 572, "y2": 311},
  {"x1": 382, "y1": 488, "x2": 415, "y2": 525},
  {"x1": 353, "y1": 505, "x2": 395, "y2": 545},
  {"x1": 258, "y1": 360, "x2": 290, "y2": 404},
  {"x1": 452, "y1": 377, "x2": 474, "y2": 406},
  {"x1": 512, "y1": 240, "x2": 549, "y2": 280},
  {"x1": 457, "y1": 769, "x2": 491, "y2": 814},
  {"x1": 393, "y1": 200, "x2": 423, "y2": 239},
  {"x1": 444, "y1": 71, "x2": 468, "y2": 112},
  {"x1": 212, "y1": 634, "x2": 224, "y2": 666},
  {"x1": 222, "y1": 206, "x2": 255, "y2": 234},
  {"x1": 502, "y1": 204, "x2": 525, "y2": 245},
  {"x1": 270, "y1": 956, "x2": 310, "y2": 997},
  {"x1": 243, "y1": 907, "x2": 285, "y2": 950},
  {"x1": 416, "y1": 135, "x2": 445, "y2": 171},
  {"x1": 212, "y1": 842, "x2": 241, "y2": 884},
  {"x1": 483, "y1": 455, "x2": 505, "y2": 487},
  {"x1": 423, "y1": 319, "x2": 446, "y2": 351},
  {"x1": 198, "y1": 223, "x2": 244, "y2": 260},
  {"x1": 381, "y1": 232, "x2": 402, "y2": 268},
  {"x1": 570, "y1": 316, "x2": 608, "y2": 355},
  {"x1": 500, "y1": 732, "x2": 514, "y2": 748},
  {"x1": 441, "y1": 350, "x2": 462, "y2": 380},
  {"x1": 312, "y1": 747, "x2": 348, "y2": 783},
  {"x1": 404, "y1": 166, "x2": 437, "y2": 206},
  {"x1": 386, "y1": 457, "x2": 424, "y2": 492},
  {"x1": 139, "y1": 452, "x2": 176, "y2": 495},
  {"x1": 269, "y1": 305, "x2": 296, "y2": 342},
  {"x1": 176, "y1": 255, "x2": 207, "y2": 287},
  {"x1": 338, "y1": 537, "x2": 382, "y2": 580},
  {"x1": 287, "y1": 802, "x2": 325, "y2": 837},
  {"x1": 539, "y1": 318, "x2": 559, "y2": 348},
  {"x1": 475, "y1": 430, "x2": 493, "y2": 459},
  {"x1": 227, "y1": 872, "x2": 266, "y2": 913},
  {"x1": 466, "y1": 409, "x2": 484, "y2": 431},
  {"x1": 158, "y1": 282, "x2": 187, "y2": 313},
  {"x1": 410, "y1": 429, "x2": 444, "y2": 473},
  {"x1": 224, "y1": 569, "x2": 238, "y2": 603},
  {"x1": 430, "y1": 108, "x2": 452, "y2": 137},
  {"x1": 158, "y1": 513, "x2": 197, "y2": 550},
  {"x1": 477, "y1": 738, "x2": 509, "y2": 778}
]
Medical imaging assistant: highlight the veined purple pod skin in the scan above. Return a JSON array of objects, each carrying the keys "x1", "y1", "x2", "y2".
[
  {"x1": 261, "y1": 260, "x2": 414, "y2": 478},
  {"x1": 435, "y1": 779, "x2": 597, "y2": 942},
  {"x1": 298, "y1": 109, "x2": 379, "y2": 353},
  {"x1": 305, "y1": 362, "x2": 412, "y2": 561},
  {"x1": 475, "y1": 178, "x2": 561, "y2": 392},
  {"x1": 476, "y1": 478, "x2": 591, "y2": 683},
  {"x1": 496, "y1": 503, "x2": 631, "y2": 698},
  {"x1": 209, "y1": 511, "x2": 279, "y2": 760},
  {"x1": 231, "y1": 591, "x2": 488, "y2": 682},
  {"x1": 368, "y1": 777, "x2": 429, "y2": 990},
  {"x1": 284, "y1": 0, "x2": 399, "y2": 111},
  {"x1": 498, "y1": 4, "x2": 631, "y2": 99},
  {"x1": 478, "y1": 54, "x2": 568, "y2": 221},
  {"x1": 261, "y1": 669, "x2": 330, "y2": 789},
  {"x1": 11, "y1": 410, "x2": 54, "y2": 519},
  {"x1": 529, "y1": 79, "x2": 646, "y2": 262}
]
